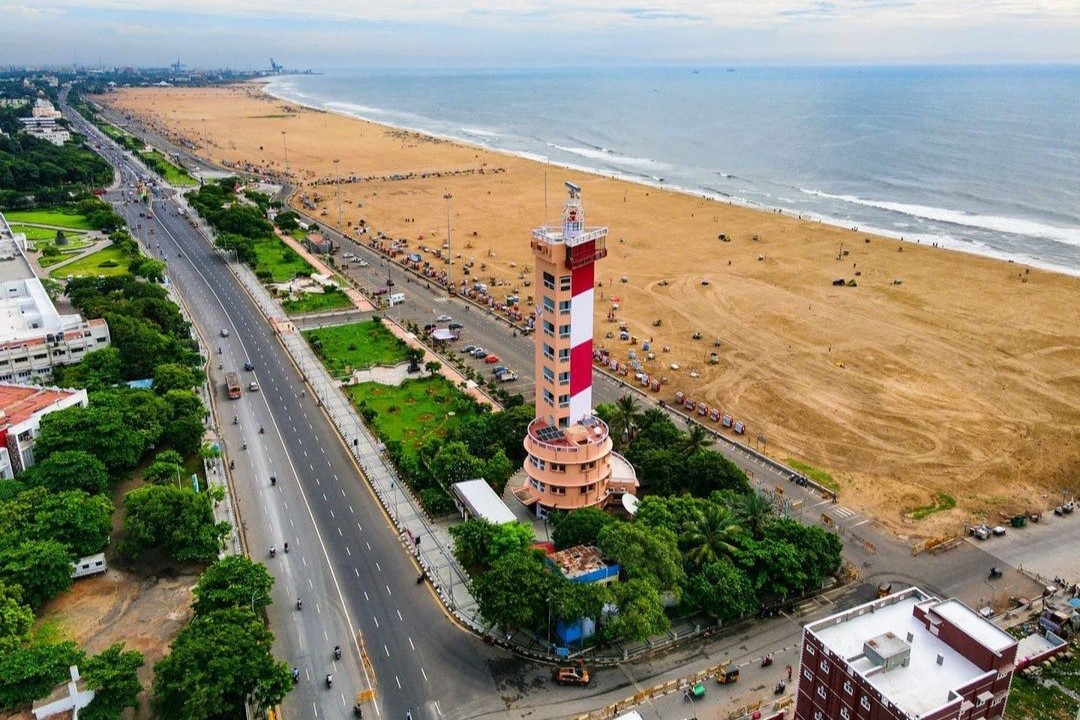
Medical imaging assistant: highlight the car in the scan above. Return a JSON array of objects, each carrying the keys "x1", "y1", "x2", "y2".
[
  {"x1": 356, "y1": 260, "x2": 369, "y2": 267},
  {"x1": 248, "y1": 382, "x2": 260, "y2": 392},
  {"x1": 484, "y1": 354, "x2": 500, "y2": 364},
  {"x1": 471, "y1": 347, "x2": 487, "y2": 358},
  {"x1": 244, "y1": 362, "x2": 255, "y2": 371},
  {"x1": 460, "y1": 344, "x2": 476, "y2": 354},
  {"x1": 423, "y1": 324, "x2": 438, "y2": 334},
  {"x1": 436, "y1": 315, "x2": 452, "y2": 322},
  {"x1": 220, "y1": 328, "x2": 229, "y2": 337},
  {"x1": 373, "y1": 287, "x2": 389, "y2": 296},
  {"x1": 492, "y1": 366, "x2": 507, "y2": 375},
  {"x1": 991, "y1": 526, "x2": 1007, "y2": 536},
  {"x1": 448, "y1": 322, "x2": 463, "y2": 331},
  {"x1": 552, "y1": 666, "x2": 590, "y2": 687}
]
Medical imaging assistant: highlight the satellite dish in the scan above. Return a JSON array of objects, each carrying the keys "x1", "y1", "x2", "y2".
[{"x1": 622, "y1": 493, "x2": 640, "y2": 515}]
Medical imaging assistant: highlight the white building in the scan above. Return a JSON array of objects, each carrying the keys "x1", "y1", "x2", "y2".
[
  {"x1": 0, "y1": 213, "x2": 111, "y2": 385},
  {"x1": 0, "y1": 383, "x2": 89, "y2": 478},
  {"x1": 18, "y1": 116, "x2": 71, "y2": 146},
  {"x1": 31, "y1": 99, "x2": 62, "y2": 119}
]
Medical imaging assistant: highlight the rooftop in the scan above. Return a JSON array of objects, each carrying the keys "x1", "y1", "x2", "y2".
[
  {"x1": 809, "y1": 589, "x2": 1012, "y2": 718},
  {"x1": 548, "y1": 545, "x2": 609, "y2": 580},
  {"x1": 450, "y1": 479, "x2": 517, "y2": 525},
  {"x1": 527, "y1": 416, "x2": 609, "y2": 449},
  {"x1": 0, "y1": 384, "x2": 82, "y2": 429}
]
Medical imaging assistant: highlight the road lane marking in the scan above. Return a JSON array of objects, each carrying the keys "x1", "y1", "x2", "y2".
[
  {"x1": 354, "y1": 568, "x2": 359, "y2": 577},
  {"x1": 329, "y1": 509, "x2": 335, "y2": 519},
  {"x1": 373, "y1": 616, "x2": 379, "y2": 628},
  {"x1": 421, "y1": 667, "x2": 429, "y2": 683},
  {"x1": 394, "y1": 673, "x2": 400, "y2": 688},
  {"x1": 346, "y1": 547, "x2": 351, "y2": 556},
  {"x1": 408, "y1": 637, "x2": 415, "y2": 651},
  {"x1": 397, "y1": 609, "x2": 403, "y2": 621},
  {"x1": 376, "y1": 562, "x2": 382, "y2": 572},
  {"x1": 386, "y1": 585, "x2": 392, "y2": 596}
]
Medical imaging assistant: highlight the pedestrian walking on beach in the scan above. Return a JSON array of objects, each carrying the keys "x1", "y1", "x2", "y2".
[{"x1": 787, "y1": 665, "x2": 793, "y2": 681}]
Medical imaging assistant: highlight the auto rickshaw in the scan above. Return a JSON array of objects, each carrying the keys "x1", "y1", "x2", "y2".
[{"x1": 717, "y1": 665, "x2": 740, "y2": 684}]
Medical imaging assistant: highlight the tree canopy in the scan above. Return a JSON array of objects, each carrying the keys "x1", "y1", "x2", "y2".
[
  {"x1": 81, "y1": 643, "x2": 145, "y2": 720},
  {"x1": 120, "y1": 485, "x2": 229, "y2": 563},
  {"x1": 192, "y1": 556, "x2": 275, "y2": 617}
]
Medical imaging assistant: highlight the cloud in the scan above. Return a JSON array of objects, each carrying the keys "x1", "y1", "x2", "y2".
[{"x1": 0, "y1": 4, "x2": 64, "y2": 18}]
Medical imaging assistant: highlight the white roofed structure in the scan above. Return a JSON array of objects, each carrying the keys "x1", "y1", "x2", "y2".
[{"x1": 450, "y1": 479, "x2": 517, "y2": 525}]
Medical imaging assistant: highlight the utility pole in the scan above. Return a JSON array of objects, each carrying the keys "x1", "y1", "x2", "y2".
[
  {"x1": 334, "y1": 158, "x2": 343, "y2": 232},
  {"x1": 443, "y1": 193, "x2": 453, "y2": 294},
  {"x1": 281, "y1": 130, "x2": 289, "y2": 177}
]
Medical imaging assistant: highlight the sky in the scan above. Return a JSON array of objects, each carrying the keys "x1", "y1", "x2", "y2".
[{"x1": 1, "y1": 0, "x2": 1078, "y2": 68}]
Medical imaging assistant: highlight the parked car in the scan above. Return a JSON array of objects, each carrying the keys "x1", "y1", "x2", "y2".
[
  {"x1": 244, "y1": 362, "x2": 255, "y2": 371},
  {"x1": 436, "y1": 314, "x2": 452, "y2": 323},
  {"x1": 423, "y1": 324, "x2": 438, "y2": 334},
  {"x1": 460, "y1": 344, "x2": 476, "y2": 354},
  {"x1": 492, "y1": 366, "x2": 507, "y2": 375},
  {"x1": 969, "y1": 524, "x2": 990, "y2": 540},
  {"x1": 448, "y1": 322, "x2": 463, "y2": 331},
  {"x1": 484, "y1": 354, "x2": 500, "y2": 364},
  {"x1": 991, "y1": 526, "x2": 1007, "y2": 536},
  {"x1": 373, "y1": 287, "x2": 389, "y2": 296},
  {"x1": 220, "y1": 328, "x2": 229, "y2": 337},
  {"x1": 552, "y1": 666, "x2": 590, "y2": 687},
  {"x1": 471, "y1": 347, "x2": 487, "y2": 358}
]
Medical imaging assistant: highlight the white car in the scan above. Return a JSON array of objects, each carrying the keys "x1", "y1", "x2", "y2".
[
  {"x1": 356, "y1": 259, "x2": 369, "y2": 267},
  {"x1": 220, "y1": 328, "x2": 229, "y2": 337},
  {"x1": 248, "y1": 382, "x2": 260, "y2": 392},
  {"x1": 437, "y1": 315, "x2": 452, "y2": 322}
]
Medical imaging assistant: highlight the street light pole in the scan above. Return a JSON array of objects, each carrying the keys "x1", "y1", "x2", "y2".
[
  {"x1": 443, "y1": 192, "x2": 452, "y2": 294},
  {"x1": 281, "y1": 131, "x2": 289, "y2": 177},
  {"x1": 334, "y1": 158, "x2": 342, "y2": 232}
]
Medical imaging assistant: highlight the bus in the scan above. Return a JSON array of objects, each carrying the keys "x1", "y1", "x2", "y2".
[{"x1": 225, "y1": 372, "x2": 242, "y2": 399}]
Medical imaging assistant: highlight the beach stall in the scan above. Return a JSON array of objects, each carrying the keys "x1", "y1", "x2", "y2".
[
  {"x1": 675, "y1": 391, "x2": 685, "y2": 405},
  {"x1": 650, "y1": 379, "x2": 661, "y2": 392},
  {"x1": 709, "y1": 408, "x2": 721, "y2": 422},
  {"x1": 733, "y1": 420, "x2": 746, "y2": 434},
  {"x1": 722, "y1": 415, "x2": 733, "y2": 428}
]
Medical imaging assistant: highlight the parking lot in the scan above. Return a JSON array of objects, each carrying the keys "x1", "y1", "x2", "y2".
[{"x1": 979, "y1": 504, "x2": 1080, "y2": 585}]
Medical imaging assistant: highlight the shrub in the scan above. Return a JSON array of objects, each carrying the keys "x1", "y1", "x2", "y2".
[{"x1": 419, "y1": 488, "x2": 455, "y2": 516}]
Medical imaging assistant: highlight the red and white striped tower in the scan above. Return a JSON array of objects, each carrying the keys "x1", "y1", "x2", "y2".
[{"x1": 516, "y1": 183, "x2": 633, "y2": 518}]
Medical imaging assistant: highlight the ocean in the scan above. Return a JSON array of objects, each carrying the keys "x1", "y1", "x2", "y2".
[{"x1": 264, "y1": 66, "x2": 1080, "y2": 276}]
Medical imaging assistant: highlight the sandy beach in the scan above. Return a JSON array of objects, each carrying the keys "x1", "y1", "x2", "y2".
[{"x1": 101, "y1": 84, "x2": 1080, "y2": 536}]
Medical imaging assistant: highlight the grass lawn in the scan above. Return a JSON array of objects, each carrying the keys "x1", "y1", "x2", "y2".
[
  {"x1": 348, "y1": 375, "x2": 480, "y2": 457},
  {"x1": 304, "y1": 320, "x2": 410, "y2": 376},
  {"x1": 140, "y1": 149, "x2": 199, "y2": 187},
  {"x1": 910, "y1": 491, "x2": 957, "y2": 520},
  {"x1": 253, "y1": 235, "x2": 317, "y2": 283},
  {"x1": 39, "y1": 249, "x2": 88, "y2": 268},
  {"x1": 11, "y1": 224, "x2": 91, "y2": 245},
  {"x1": 282, "y1": 290, "x2": 354, "y2": 315},
  {"x1": 49, "y1": 246, "x2": 130, "y2": 279},
  {"x1": 785, "y1": 458, "x2": 840, "y2": 491},
  {"x1": 1005, "y1": 664, "x2": 1080, "y2": 720},
  {"x1": 4, "y1": 209, "x2": 94, "y2": 231}
]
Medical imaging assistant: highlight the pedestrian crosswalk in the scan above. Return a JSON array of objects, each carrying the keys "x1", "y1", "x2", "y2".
[{"x1": 832, "y1": 505, "x2": 857, "y2": 519}]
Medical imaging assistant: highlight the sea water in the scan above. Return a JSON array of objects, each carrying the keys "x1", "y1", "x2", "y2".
[{"x1": 265, "y1": 66, "x2": 1080, "y2": 276}]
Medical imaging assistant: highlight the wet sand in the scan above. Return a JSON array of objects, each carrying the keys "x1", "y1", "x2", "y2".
[{"x1": 101, "y1": 84, "x2": 1080, "y2": 536}]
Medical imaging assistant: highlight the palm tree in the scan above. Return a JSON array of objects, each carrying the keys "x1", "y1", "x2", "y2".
[
  {"x1": 607, "y1": 395, "x2": 644, "y2": 450},
  {"x1": 733, "y1": 491, "x2": 775, "y2": 539},
  {"x1": 683, "y1": 505, "x2": 744, "y2": 567},
  {"x1": 680, "y1": 424, "x2": 712, "y2": 456}
]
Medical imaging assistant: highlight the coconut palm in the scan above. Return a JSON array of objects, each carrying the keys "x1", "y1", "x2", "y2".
[
  {"x1": 607, "y1": 394, "x2": 644, "y2": 450},
  {"x1": 733, "y1": 491, "x2": 775, "y2": 539},
  {"x1": 680, "y1": 423, "x2": 712, "y2": 456},
  {"x1": 683, "y1": 505, "x2": 744, "y2": 567}
]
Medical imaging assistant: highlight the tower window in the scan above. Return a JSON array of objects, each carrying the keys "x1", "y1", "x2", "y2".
[
  {"x1": 559, "y1": 324, "x2": 571, "y2": 338},
  {"x1": 543, "y1": 272, "x2": 555, "y2": 290},
  {"x1": 543, "y1": 343, "x2": 555, "y2": 360},
  {"x1": 543, "y1": 296, "x2": 555, "y2": 313},
  {"x1": 558, "y1": 348, "x2": 570, "y2": 363},
  {"x1": 558, "y1": 299, "x2": 571, "y2": 314},
  {"x1": 558, "y1": 371, "x2": 570, "y2": 385},
  {"x1": 558, "y1": 394, "x2": 569, "y2": 407},
  {"x1": 560, "y1": 275, "x2": 571, "y2": 291},
  {"x1": 543, "y1": 367, "x2": 555, "y2": 382}
]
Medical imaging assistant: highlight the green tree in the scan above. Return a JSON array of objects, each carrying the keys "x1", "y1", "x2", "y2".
[
  {"x1": 163, "y1": 389, "x2": 205, "y2": 424},
  {"x1": 735, "y1": 537, "x2": 809, "y2": 598},
  {"x1": 489, "y1": 522, "x2": 535, "y2": 562},
  {"x1": 471, "y1": 550, "x2": 554, "y2": 634},
  {"x1": 153, "y1": 363, "x2": 202, "y2": 394},
  {"x1": 35, "y1": 403, "x2": 149, "y2": 474},
  {"x1": 19, "y1": 450, "x2": 109, "y2": 495},
  {"x1": 482, "y1": 449, "x2": 514, "y2": 495},
  {"x1": 634, "y1": 447, "x2": 685, "y2": 496},
  {"x1": 607, "y1": 395, "x2": 644, "y2": 450},
  {"x1": 683, "y1": 560, "x2": 757, "y2": 621},
  {"x1": 763, "y1": 518, "x2": 843, "y2": 589},
  {"x1": 683, "y1": 504, "x2": 744, "y2": 567},
  {"x1": 81, "y1": 643, "x2": 145, "y2": 720},
  {"x1": 680, "y1": 423, "x2": 712, "y2": 456},
  {"x1": 424, "y1": 360, "x2": 441, "y2": 376},
  {"x1": 143, "y1": 460, "x2": 185, "y2": 486},
  {"x1": 598, "y1": 522, "x2": 684, "y2": 598},
  {"x1": 129, "y1": 255, "x2": 166, "y2": 282},
  {"x1": 733, "y1": 491, "x2": 775, "y2": 539},
  {"x1": 448, "y1": 519, "x2": 497, "y2": 568},
  {"x1": 685, "y1": 450, "x2": 750, "y2": 497},
  {"x1": 162, "y1": 415, "x2": 206, "y2": 457},
  {"x1": 152, "y1": 609, "x2": 292, "y2": 720},
  {"x1": 635, "y1": 495, "x2": 704, "y2": 536},
  {"x1": 120, "y1": 485, "x2": 229, "y2": 563},
  {"x1": 551, "y1": 507, "x2": 617, "y2": 551},
  {"x1": 0, "y1": 641, "x2": 85, "y2": 712},
  {"x1": 549, "y1": 577, "x2": 608, "y2": 632},
  {"x1": 430, "y1": 441, "x2": 484, "y2": 487},
  {"x1": 606, "y1": 579, "x2": 668, "y2": 642},
  {"x1": 193, "y1": 556, "x2": 274, "y2": 617},
  {"x1": 0, "y1": 539, "x2": 73, "y2": 609},
  {"x1": 53, "y1": 346, "x2": 125, "y2": 390},
  {"x1": 0, "y1": 580, "x2": 32, "y2": 655}
]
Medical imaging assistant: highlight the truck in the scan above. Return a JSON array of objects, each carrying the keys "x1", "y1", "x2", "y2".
[
  {"x1": 225, "y1": 372, "x2": 242, "y2": 399},
  {"x1": 388, "y1": 292, "x2": 405, "y2": 307}
]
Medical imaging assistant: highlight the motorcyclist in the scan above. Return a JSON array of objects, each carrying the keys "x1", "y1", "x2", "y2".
[
  {"x1": 229, "y1": 460, "x2": 235, "y2": 470},
  {"x1": 259, "y1": 426, "x2": 265, "y2": 434},
  {"x1": 270, "y1": 476, "x2": 277, "y2": 486},
  {"x1": 296, "y1": 598, "x2": 303, "y2": 610},
  {"x1": 242, "y1": 442, "x2": 247, "y2": 450},
  {"x1": 233, "y1": 415, "x2": 238, "y2": 425},
  {"x1": 325, "y1": 673, "x2": 333, "y2": 688},
  {"x1": 291, "y1": 667, "x2": 299, "y2": 684},
  {"x1": 284, "y1": 542, "x2": 289, "y2": 553},
  {"x1": 270, "y1": 545, "x2": 276, "y2": 558},
  {"x1": 334, "y1": 645, "x2": 341, "y2": 660}
]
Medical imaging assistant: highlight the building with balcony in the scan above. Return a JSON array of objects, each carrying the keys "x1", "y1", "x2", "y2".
[
  {"x1": 0, "y1": 383, "x2": 88, "y2": 478},
  {"x1": 0, "y1": 213, "x2": 111, "y2": 384},
  {"x1": 513, "y1": 183, "x2": 637, "y2": 518},
  {"x1": 795, "y1": 587, "x2": 1017, "y2": 720}
]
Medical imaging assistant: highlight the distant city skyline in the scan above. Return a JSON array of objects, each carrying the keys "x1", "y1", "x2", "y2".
[{"x1": 0, "y1": 0, "x2": 1078, "y2": 67}]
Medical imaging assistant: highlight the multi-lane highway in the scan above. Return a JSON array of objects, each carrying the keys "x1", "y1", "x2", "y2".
[{"x1": 62, "y1": 93, "x2": 503, "y2": 720}]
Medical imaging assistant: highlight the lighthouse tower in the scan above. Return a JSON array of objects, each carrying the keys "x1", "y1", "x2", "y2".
[{"x1": 514, "y1": 183, "x2": 637, "y2": 518}]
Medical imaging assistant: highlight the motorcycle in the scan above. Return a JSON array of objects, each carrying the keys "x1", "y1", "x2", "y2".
[
  {"x1": 296, "y1": 598, "x2": 303, "y2": 611},
  {"x1": 284, "y1": 543, "x2": 289, "y2": 554},
  {"x1": 291, "y1": 668, "x2": 299, "y2": 684},
  {"x1": 325, "y1": 674, "x2": 333, "y2": 689},
  {"x1": 233, "y1": 415, "x2": 238, "y2": 425},
  {"x1": 269, "y1": 546, "x2": 276, "y2": 558},
  {"x1": 416, "y1": 574, "x2": 425, "y2": 585},
  {"x1": 774, "y1": 680, "x2": 786, "y2": 695},
  {"x1": 334, "y1": 645, "x2": 341, "y2": 660},
  {"x1": 259, "y1": 426, "x2": 265, "y2": 435},
  {"x1": 229, "y1": 460, "x2": 235, "y2": 470},
  {"x1": 270, "y1": 476, "x2": 277, "y2": 486},
  {"x1": 761, "y1": 654, "x2": 774, "y2": 668}
]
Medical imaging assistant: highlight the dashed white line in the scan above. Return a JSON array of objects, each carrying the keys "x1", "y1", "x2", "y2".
[
  {"x1": 421, "y1": 667, "x2": 429, "y2": 683},
  {"x1": 408, "y1": 637, "x2": 415, "y2": 651},
  {"x1": 376, "y1": 562, "x2": 382, "y2": 572},
  {"x1": 396, "y1": 609, "x2": 403, "y2": 621}
]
